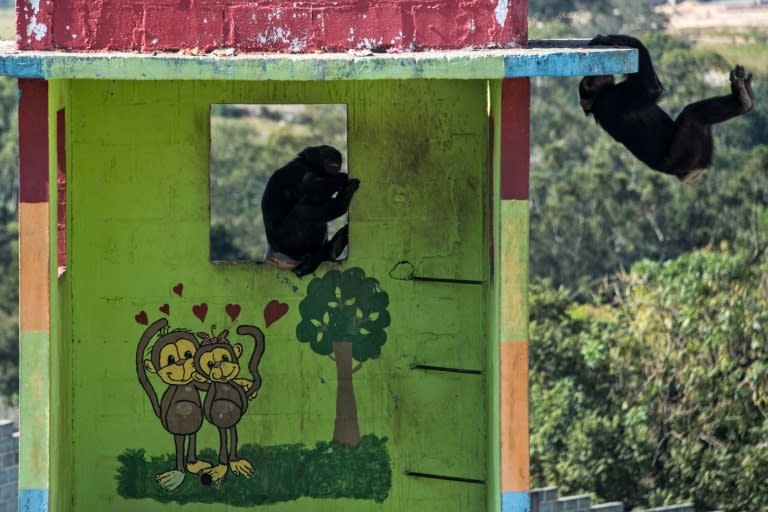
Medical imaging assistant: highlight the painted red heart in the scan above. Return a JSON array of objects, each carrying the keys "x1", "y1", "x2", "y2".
[
  {"x1": 135, "y1": 311, "x2": 149, "y2": 325},
  {"x1": 159, "y1": 304, "x2": 170, "y2": 315},
  {"x1": 225, "y1": 304, "x2": 241, "y2": 322},
  {"x1": 173, "y1": 283, "x2": 184, "y2": 296},
  {"x1": 192, "y1": 303, "x2": 208, "y2": 323},
  {"x1": 264, "y1": 300, "x2": 289, "y2": 328}
]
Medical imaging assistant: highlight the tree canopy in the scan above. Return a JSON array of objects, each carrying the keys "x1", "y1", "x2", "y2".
[{"x1": 530, "y1": 249, "x2": 768, "y2": 511}]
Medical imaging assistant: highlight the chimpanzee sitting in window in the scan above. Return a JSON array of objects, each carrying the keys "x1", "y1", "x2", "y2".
[{"x1": 261, "y1": 145, "x2": 360, "y2": 277}]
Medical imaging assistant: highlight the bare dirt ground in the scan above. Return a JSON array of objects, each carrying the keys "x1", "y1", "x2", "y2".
[{"x1": 659, "y1": 1, "x2": 768, "y2": 31}]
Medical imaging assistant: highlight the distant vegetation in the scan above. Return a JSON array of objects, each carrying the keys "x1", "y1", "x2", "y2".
[
  {"x1": 528, "y1": 2, "x2": 768, "y2": 511},
  {"x1": 0, "y1": 75, "x2": 17, "y2": 407},
  {"x1": 0, "y1": 8, "x2": 14, "y2": 41}
]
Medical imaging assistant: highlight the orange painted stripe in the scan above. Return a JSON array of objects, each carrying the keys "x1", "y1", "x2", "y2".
[
  {"x1": 20, "y1": 202, "x2": 50, "y2": 332},
  {"x1": 500, "y1": 340, "x2": 529, "y2": 493}
]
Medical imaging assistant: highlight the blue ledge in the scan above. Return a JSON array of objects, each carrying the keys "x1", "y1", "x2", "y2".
[
  {"x1": 19, "y1": 489, "x2": 48, "y2": 512},
  {"x1": 502, "y1": 491, "x2": 531, "y2": 512},
  {"x1": 0, "y1": 40, "x2": 637, "y2": 81}
]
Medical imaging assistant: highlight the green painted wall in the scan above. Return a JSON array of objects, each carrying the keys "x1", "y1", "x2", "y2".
[{"x1": 60, "y1": 78, "x2": 490, "y2": 510}]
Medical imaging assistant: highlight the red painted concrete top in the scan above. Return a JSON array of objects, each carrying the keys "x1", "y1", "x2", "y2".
[{"x1": 17, "y1": 0, "x2": 527, "y2": 53}]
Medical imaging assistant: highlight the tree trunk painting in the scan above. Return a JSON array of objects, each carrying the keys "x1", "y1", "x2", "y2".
[
  {"x1": 332, "y1": 341, "x2": 361, "y2": 448},
  {"x1": 296, "y1": 268, "x2": 391, "y2": 447}
]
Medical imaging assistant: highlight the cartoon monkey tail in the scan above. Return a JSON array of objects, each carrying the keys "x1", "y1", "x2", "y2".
[
  {"x1": 136, "y1": 318, "x2": 168, "y2": 418},
  {"x1": 236, "y1": 325, "x2": 266, "y2": 399}
]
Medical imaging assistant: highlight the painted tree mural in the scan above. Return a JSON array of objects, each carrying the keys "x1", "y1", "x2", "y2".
[{"x1": 296, "y1": 268, "x2": 391, "y2": 448}]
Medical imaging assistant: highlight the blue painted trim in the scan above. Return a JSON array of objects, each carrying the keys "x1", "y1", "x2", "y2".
[
  {"x1": 19, "y1": 489, "x2": 48, "y2": 512},
  {"x1": 502, "y1": 50, "x2": 637, "y2": 78},
  {"x1": 0, "y1": 44, "x2": 637, "y2": 81},
  {"x1": 502, "y1": 491, "x2": 530, "y2": 512},
  {"x1": 0, "y1": 55, "x2": 45, "y2": 79}
]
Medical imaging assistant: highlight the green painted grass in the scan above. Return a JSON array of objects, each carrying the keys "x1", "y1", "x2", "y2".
[{"x1": 116, "y1": 434, "x2": 391, "y2": 506}]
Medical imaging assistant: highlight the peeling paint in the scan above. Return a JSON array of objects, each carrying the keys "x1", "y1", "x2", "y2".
[
  {"x1": 23, "y1": 0, "x2": 49, "y2": 43},
  {"x1": 26, "y1": 16, "x2": 48, "y2": 42},
  {"x1": 256, "y1": 26, "x2": 293, "y2": 46},
  {"x1": 22, "y1": 0, "x2": 528, "y2": 52},
  {"x1": 289, "y1": 37, "x2": 307, "y2": 52},
  {"x1": 357, "y1": 37, "x2": 383, "y2": 50},
  {"x1": 495, "y1": 0, "x2": 509, "y2": 27}
]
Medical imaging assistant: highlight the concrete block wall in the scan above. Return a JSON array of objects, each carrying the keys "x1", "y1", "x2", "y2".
[
  {"x1": 17, "y1": 0, "x2": 527, "y2": 53},
  {"x1": 0, "y1": 420, "x2": 17, "y2": 512},
  {"x1": 590, "y1": 502, "x2": 623, "y2": 512},
  {"x1": 558, "y1": 494, "x2": 591, "y2": 512},
  {"x1": 644, "y1": 505, "x2": 695, "y2": 512},
  {"x1": 531, "y1": 487, "x2": 701, "y2": 512}
]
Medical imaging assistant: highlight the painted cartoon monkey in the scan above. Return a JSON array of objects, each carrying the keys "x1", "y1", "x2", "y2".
[
  {"x1": 193, "y1": 325, "x2": 266, "y2": 484},
  {"x1": 136, "y1": 318, "x2": 212, "y2": 491}
]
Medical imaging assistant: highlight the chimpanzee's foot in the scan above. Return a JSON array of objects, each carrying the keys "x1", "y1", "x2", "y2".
[
  {"x1": 292, "y1": 256, "x2": 320, "y2": 277},
  {"x1": 730, "y1": 65, "x2": 755, "y2": 113},
  {"x1": 328, "y1": 225, "x2": 349, "y2": 261},
  {"x1": 292, "y1": 226, "x2": 350, "y2": 277}
]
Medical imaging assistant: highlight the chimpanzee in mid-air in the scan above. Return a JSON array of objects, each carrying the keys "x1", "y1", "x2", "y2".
[
  {"x1": 579, "y1": 34, "x2": 755, "y2": 183},
  {"x1": 261, "y1": 145, "x2": 359, "y2": 277}
]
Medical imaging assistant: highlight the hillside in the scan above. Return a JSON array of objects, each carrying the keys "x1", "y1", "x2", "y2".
[{"x1": 660, "y1": 0, "x2": 768, "y2": 30}]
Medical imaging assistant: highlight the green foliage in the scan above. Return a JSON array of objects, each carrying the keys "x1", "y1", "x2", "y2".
[
  {"x1": 530, "y1": 249, "x2": 768, "y2": 511},
  {"x1": 296, "y1": 268, "x2": 391, "y2": 361},
  {"x1": 0, "y1": 77, "x2": 17, "y2": 403},
  {"x1": 529, "y1": 1, "x2": 666, "y2": 37},
  {"x1": 116, "y1": 435, "x2": 391, "y2": 505}
]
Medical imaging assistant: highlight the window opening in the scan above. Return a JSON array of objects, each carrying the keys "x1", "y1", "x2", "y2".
[{"x1": 209, "y1": 104, "x2": 349, "y2": 264}]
